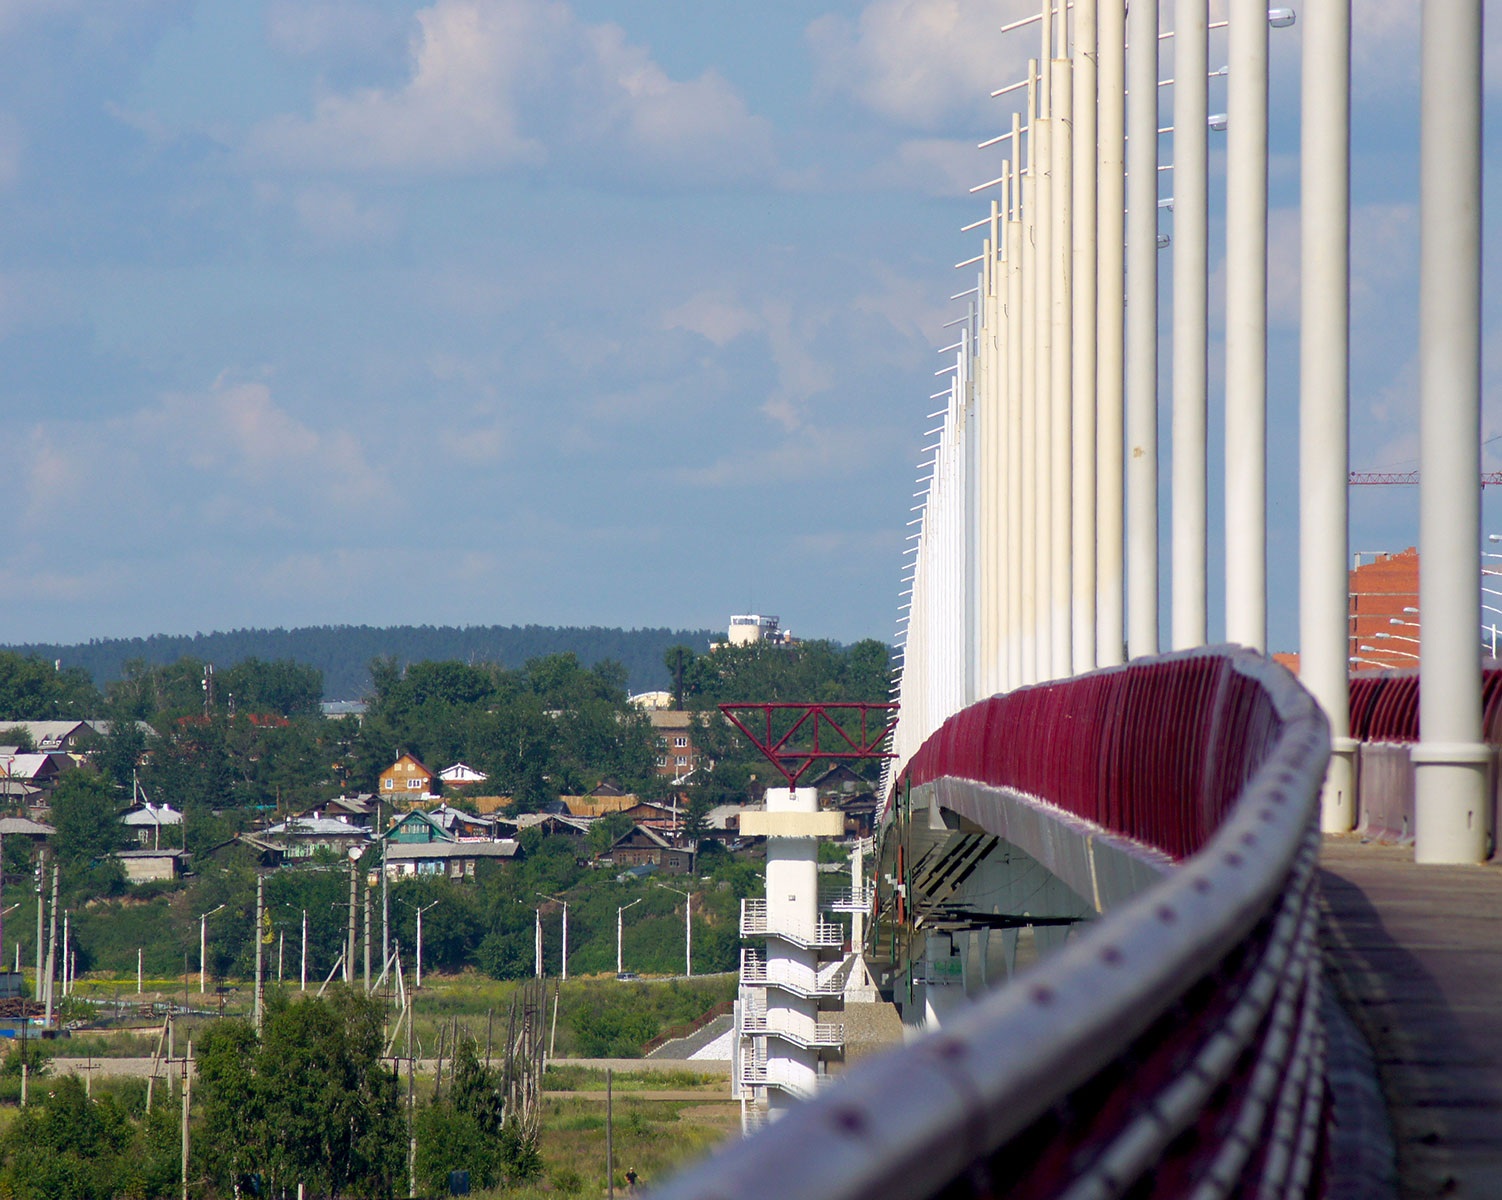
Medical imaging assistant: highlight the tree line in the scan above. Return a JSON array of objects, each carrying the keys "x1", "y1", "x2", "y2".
[{"x1": 1, "y1": 623, "x2": 721, "y2": 701}]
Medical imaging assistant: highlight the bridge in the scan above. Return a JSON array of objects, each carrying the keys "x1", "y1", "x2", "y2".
[{"x1": 657, "y1": 3, "x2": 1498, "y2": 1198}]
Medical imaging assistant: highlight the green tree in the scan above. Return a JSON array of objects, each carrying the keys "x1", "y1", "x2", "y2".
[
  {"x1": 195, "y1": 989, "x2": 404, "y2": 1199},
  {"x1": 414, "y1": 1033, "x2": 537, "y2": 1192},
  {"x1": 0, "y1": 652, "x2": 100, "y2": 721},
  {"x1": 49, "y1": 770, "x2": 126, "y2": 894}
]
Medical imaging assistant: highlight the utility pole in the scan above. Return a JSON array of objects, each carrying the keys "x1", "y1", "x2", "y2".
[
  {"x1": 380, "y1": 798, "x2": 390, "y2": 970},
  {"x1": 537, "y1": 894, "x2": 569, "y2": 981},
  {"x1": 181, "y1": 1041, "x2": 191, "y2": 1200},
  {"x1": 363, "y1": 884, "x2": 372, "y2": 993},
  {"x1": 301, "y1": 910, "x2": 308, "y2": 992},
  {"x1": 616, "y1": 899, "x2": 641, "y2": 976},
  {"x1": 34, "y1": 851, "x2": 44, "y2": 1006},
  {"x1": 346, "y1": 853, "x2": 358, "y2": 986},
  {"x1": 253, "y1": 874, "x2": 265, "y2": 1033},
  {"x1": 43, "y1": 863, "x2": 58, "y2": 1028},
  {"x1": 406, "y1": 992, "x2": 416, "y2": 1200}
]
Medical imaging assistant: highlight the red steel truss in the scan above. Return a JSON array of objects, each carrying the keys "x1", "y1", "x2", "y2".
[{"x1": 718, "y1": 702, "x2": 898, "y2": 788}]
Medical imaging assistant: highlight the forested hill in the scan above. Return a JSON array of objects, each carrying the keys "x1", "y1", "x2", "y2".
[{"x1": 3, "y1": 624, "x2": 720, "y2": 700}]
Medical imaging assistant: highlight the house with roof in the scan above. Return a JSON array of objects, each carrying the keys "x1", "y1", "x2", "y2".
[
  {"x1": 0, "y1": 720, "x2": 98, "y2": 755},
  {"x1": 0, "y1": 751, "x2": 69, "y2": 805},
  {"x1": 438, "y1": 762, "x2": 487, "y2": 788},
  {"x1": 0, "y1": 815, "x2": 55, "y2": 844},
  {"x1": 614, "y1": 799, "x2": 683, "y2": 831},
  {"x1": 648, "y1": 710, "x2": 702, "y2": 780},
  {"x1": 379, "y1": 753, "x2": 436, "y2": 802},
  {"x1": 596, "y1": 824, "x2": 695, "y2": 875},
  {"x1": 120, "y1": 801, "x2": 184, "y2": 848},
  {"x1": 385, "y1": 809, "x2": 450, "y2": 845},
  {"x1": 562, "y1": 782, "x2": 641, "y2": 819},
  {"x1": 115, "y1": 848, "x2": 189, "y2": 884},
  {"x1": 384, "y1": 838, "x2": 521, "y2": 880},
  {"x1": 313, "y1": 794, "x2": 378, "y2": 827},
  {"x1": 258, "y1": 814, "x2": 372, "y2": 861},
  {"x1": 515, "y1": 813, "x2": 593, "y2": 840},
  {"x1": 426, "y1": 803, "x2": 499, "y2": 840}
]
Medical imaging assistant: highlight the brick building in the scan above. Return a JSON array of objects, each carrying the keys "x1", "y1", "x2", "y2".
[{"x1": 1348, "y1": 547, "x2": 1420, "y2": 671}]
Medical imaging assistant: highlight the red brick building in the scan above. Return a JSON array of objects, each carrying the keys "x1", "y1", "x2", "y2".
[{"x1": 1348, "y1": 548, "x2": 1420, "y2": 671}]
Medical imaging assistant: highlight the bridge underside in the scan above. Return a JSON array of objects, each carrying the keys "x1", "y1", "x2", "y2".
[{"x1": 873, "y1": 776, "x2": 1175, "y2": 1026}]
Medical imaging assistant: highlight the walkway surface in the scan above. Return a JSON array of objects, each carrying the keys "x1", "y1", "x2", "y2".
[{"x1": 1320, "y1": 836, "x2": 1502, "y2": 1200}]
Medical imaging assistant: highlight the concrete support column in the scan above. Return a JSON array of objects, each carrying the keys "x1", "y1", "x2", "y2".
[
  {"x1": 1171, "y1": 0, "x2": 1208, "y2": 649},
  {"x1": 1006, "y1": 138, "x2": 1027, "y2": 690},
  {"x1": 1224, "y1": 0, "x2": 1268, "y2": 651},
  {"x1": 1051, "y1": 54, "x2": 1074, "y2": 678},
  {"x1": 1300, "y1": 0, "x2": 1356, "y2": 832},
  {"x1": 1021, "y1": 140, "x2": 1040, "y2": 685},
  {"x1": 1096, "y1": 0, "x2": 1126, "y2": 667},
  {"x1": 1035, "y1": 70, "x2": 1056, "y2": 675},
  {"x1": 1415, "y1": 0, "x2": 1489, "y2": 864},
  {"x1": 1072, "y1": 0, "x2": 1100, "y2": 673},
  {"x1": 1125, "y1": 0, "x2": 1159, "y2": 658}
]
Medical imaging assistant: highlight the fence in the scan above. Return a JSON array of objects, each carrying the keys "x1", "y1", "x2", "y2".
[{"x1": 655, "y1": 648, "x2": 1331, "y2": 1200}]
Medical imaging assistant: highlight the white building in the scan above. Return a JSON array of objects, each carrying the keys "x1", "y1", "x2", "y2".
[
  {"x1": 734, "y1": 787, "x2": 846, "y2": 1121},
  {"x1": 726, "y1": 614, "x2": 787, "y2": 646}
]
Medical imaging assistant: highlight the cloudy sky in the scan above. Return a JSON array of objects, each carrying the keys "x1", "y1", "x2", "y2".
[{"x1": 3, "y1": 0, "x2": 1501, "y2": 654}]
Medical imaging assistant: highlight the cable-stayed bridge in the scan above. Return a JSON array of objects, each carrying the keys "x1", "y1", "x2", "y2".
[{"x1": 658, "y1": 3, "x2": 1498, "y2": 1197}]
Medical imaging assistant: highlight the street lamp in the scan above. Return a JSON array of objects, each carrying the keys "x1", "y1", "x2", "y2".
[
  {"x1": 198, "y1": 904, "x2": 226, "y2": 994},
  {"x1": 537, "y1": 893, "x2": 569, "y2": 981},
  {"x1": 655, "y1": 883, "x2": 692, "y2": 978},
  {"x1": 617, "y1": 898, "x2": 642, "y2": 978},
  {"x1": 1360, "y1": 643, "x2": 1419, "y2": 661}
]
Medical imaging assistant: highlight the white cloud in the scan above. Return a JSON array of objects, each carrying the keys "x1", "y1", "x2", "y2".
[
  {"x1": 21, "y1": 378, "x2": 387, "y2": 533},
  {"x1": 245, "y1": 0, "x2": 776, "y2": 186},
  {"x1": 869, "y1": 137, "x2": 986, "y2": 197},
  {"x1": 265, "y1": 0, "x2": 410, "y2": 62},
  {"x1": 0, "y1": 113, "x2": 22, "y2": 189},
  {"x1": 807, "y1": 0, "x2": 1033, "y2": 132},
  {"x1": 662, "y1": 293, "x2": 759, "y2": 348},
  {"x1": 290, "y1": 184, "x2": 400, "y2": 244}
]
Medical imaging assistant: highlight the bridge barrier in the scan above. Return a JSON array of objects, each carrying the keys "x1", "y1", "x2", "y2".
[
  {"x1": 654, "y1": 649, "x2": 1332, "y2": 1200},
  {"x1": 1344, "y1": 670, "x2": 1502, "y2": 856}
]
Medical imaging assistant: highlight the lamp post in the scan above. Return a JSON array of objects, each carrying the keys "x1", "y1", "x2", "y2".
[
  {"x1": 617, "y1": 898, "x2": 642, "y2": 977},
  {"x1": 198, "y1": 904, "x2": 226, "y2": 995},
  {"x1": 537, "y1": 893, "x2": 569, "y2": 981},
  {"x1": 655, "y1": 883, "x2": 692, "y2": 978}
]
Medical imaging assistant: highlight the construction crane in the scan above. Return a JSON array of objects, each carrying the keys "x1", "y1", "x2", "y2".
[{"x1": 1349, "y1": 471, "x2": 1502, "y2": 486}]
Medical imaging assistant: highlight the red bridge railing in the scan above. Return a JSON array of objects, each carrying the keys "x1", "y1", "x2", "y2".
[{"x1": 655, "y1": 648, "x2": 1333, "y2": 1200}]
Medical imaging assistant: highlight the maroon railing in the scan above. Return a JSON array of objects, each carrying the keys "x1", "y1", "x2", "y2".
[
  {"x1": 899, "y1": 648, "x2": 1289, "y2": 861},
  {"x1": 1347, "y1": 667, "x2": 1502, "y2": 743},
  {"x1": 657, "y1": 648, "x2": 1333, "y2": 1200}
]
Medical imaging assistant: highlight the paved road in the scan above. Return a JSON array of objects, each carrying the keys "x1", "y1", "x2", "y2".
[
  {"x1": 49, "y1": 1055, "x2": 733, "y2": 1080},
  {"x1": 1321, "y1": 835, "x2": 1502, "y2": 1200}
]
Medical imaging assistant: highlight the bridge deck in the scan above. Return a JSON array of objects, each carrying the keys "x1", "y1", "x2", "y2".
[{"x1": 1320, "y1": 836, "x2": 1502, "y2": 1199}]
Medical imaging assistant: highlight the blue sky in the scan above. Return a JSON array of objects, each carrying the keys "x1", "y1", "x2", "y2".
[{"x1": 3, "y1": 0, "x2": 1500, "y2": 655}]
